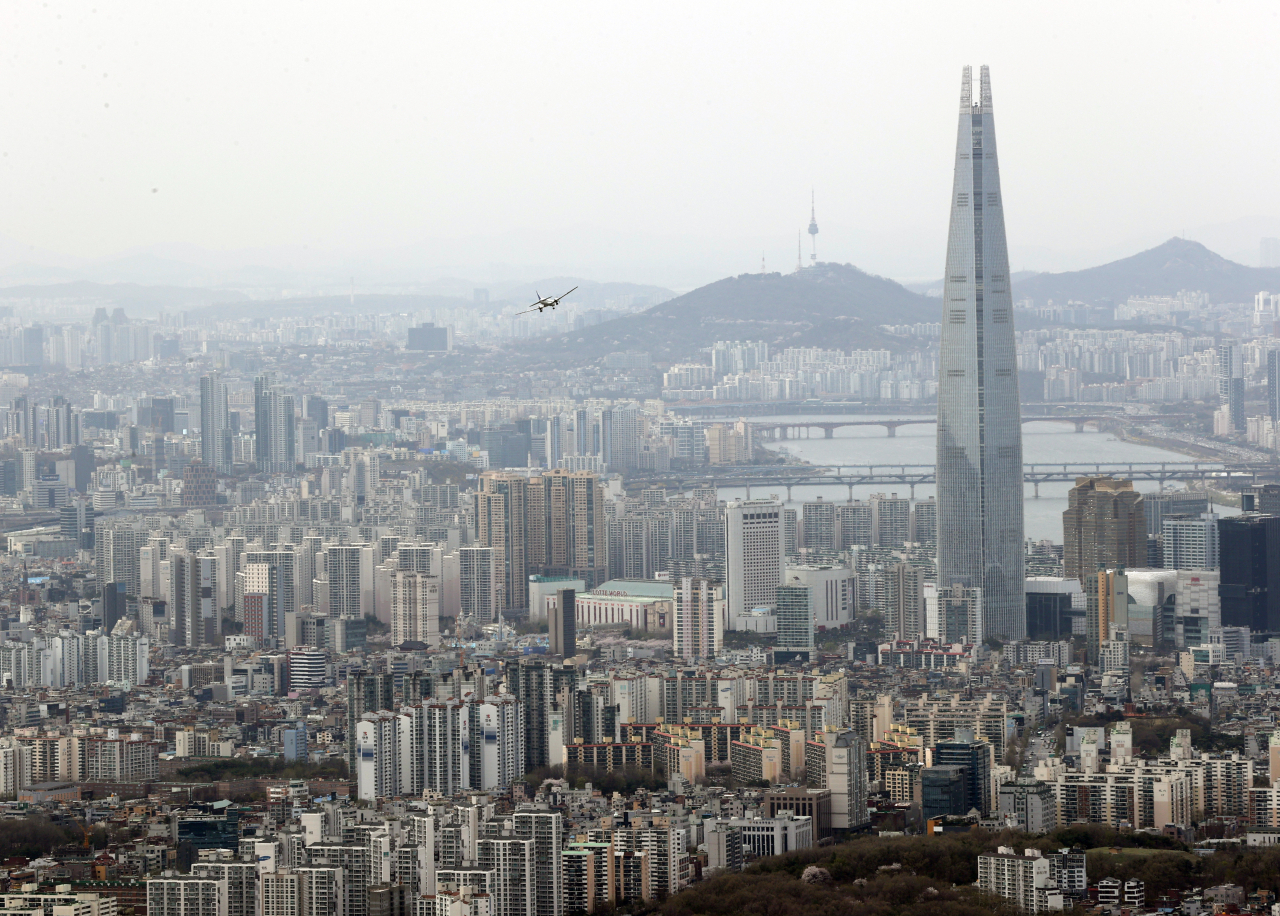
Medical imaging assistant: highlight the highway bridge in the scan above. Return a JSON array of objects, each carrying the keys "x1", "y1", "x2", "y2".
[
  {"x1": 751, "y1": 415, "x2": 1192, "y2": 439},
  {"x1": 627, "y1": 461, "x2": 1274, "y2": 499}
]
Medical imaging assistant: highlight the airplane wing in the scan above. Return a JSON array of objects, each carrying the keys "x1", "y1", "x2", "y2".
[{"x1": 560, "y1": 286, "x2": 578, "y2": 298}]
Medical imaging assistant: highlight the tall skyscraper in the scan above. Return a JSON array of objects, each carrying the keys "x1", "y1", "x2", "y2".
[
  {"x1": 200, "y1": 372, "x2": 233, "y2": 474},
  {"x1": 936, "y1": 65, "x2": 1026, "y2": 641},
  {"x1": 1062, "y1": 475, "x2": 1146, "y2": 582},
  {"x1": 254, "y1": 373, "x2": 296, "y2": 473},
  {"x1": 673, "y1": 577, "x2": 722, "y2": 661},
  {"x1": 549, "y1": 587, "x2": 576, "y2": 658},
  {"x1": 1268, "y1": 351, "x2": 1280, "y2": 422},
  {"x1": 725, "y1": 499, "x2": 785, "y2": 628},
  {"x1": 1217, "y1": 340, "x2": 1244, "y2": 432},
  {"x1": 1219, "y1": 514, "x2": 1280, "y2": 635}
]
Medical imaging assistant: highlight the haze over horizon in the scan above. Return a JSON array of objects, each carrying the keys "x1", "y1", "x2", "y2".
[{"x1": 4, "y1": 2, "x2": 1280, "y2": 291}]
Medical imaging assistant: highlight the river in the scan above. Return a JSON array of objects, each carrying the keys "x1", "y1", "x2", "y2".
[{"x1": 714, "y1": 415, "x2": 1235, "y2": 542}]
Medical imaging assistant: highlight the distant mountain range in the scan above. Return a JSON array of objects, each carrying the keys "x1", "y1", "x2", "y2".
[
  {"x1": 1012, "y1": 237, "x2": 1280, "y2": 305},
  {"x1": 0, "y1": 280, "x2": 247, "y2": 313},
  {"x1": 526, "y1": 263, "x2": 938, "y2": 366}
]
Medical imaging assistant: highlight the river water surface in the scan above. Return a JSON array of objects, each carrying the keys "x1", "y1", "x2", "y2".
[{"x1": 714, "y1": 415, "x2": 1234, "y2": 542}]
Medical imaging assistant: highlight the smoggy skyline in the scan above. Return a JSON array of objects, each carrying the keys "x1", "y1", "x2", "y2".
[{"x1": 4, "y1": 2, "x2": 1280, "y2": 289}]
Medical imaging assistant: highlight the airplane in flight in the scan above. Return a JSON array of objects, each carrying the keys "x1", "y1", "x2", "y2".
[{"x1": 519, "y1": 286, "x2": 577, "y2": 314}]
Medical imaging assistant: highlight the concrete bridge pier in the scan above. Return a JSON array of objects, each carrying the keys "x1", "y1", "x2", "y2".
[
  {"x1": 885, "y1": 425, "x2": 897, "y2": 437},
  {"x1": 847, "y1": 484, "x2": 854, "y2": 501},
  {"x1": 909, "y1": 483, "x2": 916, "y2": 499},
  {"x1": 1074, "y1": 420, "x2": 1086, "y2": 433},
  {"x1": 780, "y1": 427, "x2": 788, "y2": 439},
  {"x1": 824, "y1": 428, "x2": 834, "y2": 439},
  {"x1": 745, "y1": 485, "x2": 751, "y2": 500},
  {"x1": 786, "y1": 485, "x2": 793, "y2": 502},
  {"x1": 1033, "y1": 481, "x2": 1040, "y2": 498}
]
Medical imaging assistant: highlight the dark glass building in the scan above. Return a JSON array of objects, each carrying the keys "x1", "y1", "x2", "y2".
[{"x1": 1218, "y1": 514, "x2": 1280, "y2": 635}]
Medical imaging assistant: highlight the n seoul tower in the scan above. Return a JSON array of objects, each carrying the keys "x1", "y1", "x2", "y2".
[{"x1": 807, "y1": 190, "x2": 819, "y2": 265}]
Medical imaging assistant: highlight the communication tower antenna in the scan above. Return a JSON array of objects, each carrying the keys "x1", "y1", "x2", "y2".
[
  {"x1": 807, "y1": 190, "x2": 819, "y2": 264},
  {"x1": 761, "y1": 253, "x2": 766, "y2": 274}
]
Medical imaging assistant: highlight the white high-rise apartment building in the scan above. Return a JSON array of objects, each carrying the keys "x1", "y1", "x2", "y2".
[
  {"x1": 325, "y1": 545, "x2": 372, "y2": 619},
  {"x1": 673, "y1": 577, "x2": 723, "y2": 661},
  {"x1": 725, "y1": 499, "x2": 784, "y2": 629},
  {"x1": 390, "y1": 571, "x2": 440, "y2": 647},
  {"x1": 146, "y1": 877, "x2": 228, "y2": 916}
]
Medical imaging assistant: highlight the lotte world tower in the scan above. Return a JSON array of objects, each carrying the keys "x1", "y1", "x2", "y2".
[{"x1": 936, "y1": 66, "x2": 1026, "y2": 642}]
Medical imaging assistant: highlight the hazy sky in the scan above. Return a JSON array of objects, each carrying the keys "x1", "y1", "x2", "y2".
[{"x1": 4, "y1": 1, "x2": 1280, "y2": 289}]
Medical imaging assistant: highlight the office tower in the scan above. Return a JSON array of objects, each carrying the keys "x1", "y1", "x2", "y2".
[
  {"x1": 390, "y1": 571, "x2": 440, "y2": 647},
  {"x1": 1160, "y1": 513, "x2": 1220, "y2": 569},
  {"x1": 254, "y1": 373, "x2": 296, "y2": 473},
  {"x1": 199, "y1": 373, "x2": 232, "y2": 474},
  {"x1": 725, "y1": 499, "x2": 784, "y2": 627},
  {"x1": 150, "y1": 396, "x2": 176, "y2": 435},
  {"x1": 801, "y1": 499, "x2": 837, "y2": 551},
  {"x1": 1062, "y1": 476, "x2": 1146, "y2": 582},
  {"x1": 775, "y1": 583, "x2": 814, "y2": 655},
  {"x1": 787, "y1": 564, "x2": 856, "y2": 632},
  {"x1": 60, "y1": 498, "x2": 96, "y2": 549},
  {"x1": 938, "y1": 583, "x2": 983, "y2": 645},
  {"x1": 1085, "y1": 568, "x2": 1128, "y2": 664},
  {"x1": 21, "y1": 325, "x2": 43, "y2": 367},
  {"x1": 459, "y1": 546, "x2": 500, "y2": 623},
  {"x1": 936, "y1": 66, "x2": 1025, "y2": 642},
  {"x1": 674, "y1": 577, "x2": 721, "y2": 661},
  {"x1": 101, "y1": 580, "x2": 127, "y2": 635},
  {"x1": 1219, "y1": 514, "x2": 1280, "y2": 635},
  {"x1": 1143, "y1": 491, "x2": 1210, "y2": 538},
  {"x1": 1025, "y1": 579, "x2": 1079, "y2": 641},
  {"x1": 1217, "y1": 340, "x2": 1245, "y2": 432},
  {"x1": 1270, "y1": 352, "x2": 1280, "y2": 423},
  {"x1": 1243, "y1": 484, "x2": 1280, "y2": 514},
  {"x1": 406, "y1": 322, "x2": 452, "y2": 351},
  {"x1": 305, "y1": 395, "x2": 329, "y2": 429},
  {"x1": 921, "y1": 766, "x2": 970, "y2": 820},
  {"x1": 934, "y1": 726, "x2": 992, "y2": 815},
  {"x1": 549, "y1": 587, "x2": 577, "y2": 658}
]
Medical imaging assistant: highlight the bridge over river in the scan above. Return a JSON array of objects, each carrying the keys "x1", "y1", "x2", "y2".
[
  {"x1": 751, "y1": 415, "x2": 1191, "y2": 439},
  {"x1": 627, "y1": 461, "x2": 1273, "y2": 499}
]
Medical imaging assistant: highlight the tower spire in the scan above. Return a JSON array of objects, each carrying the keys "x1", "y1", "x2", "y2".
[{"x1": 807, "y1": 189, "x2": 819, "y2": 264}]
